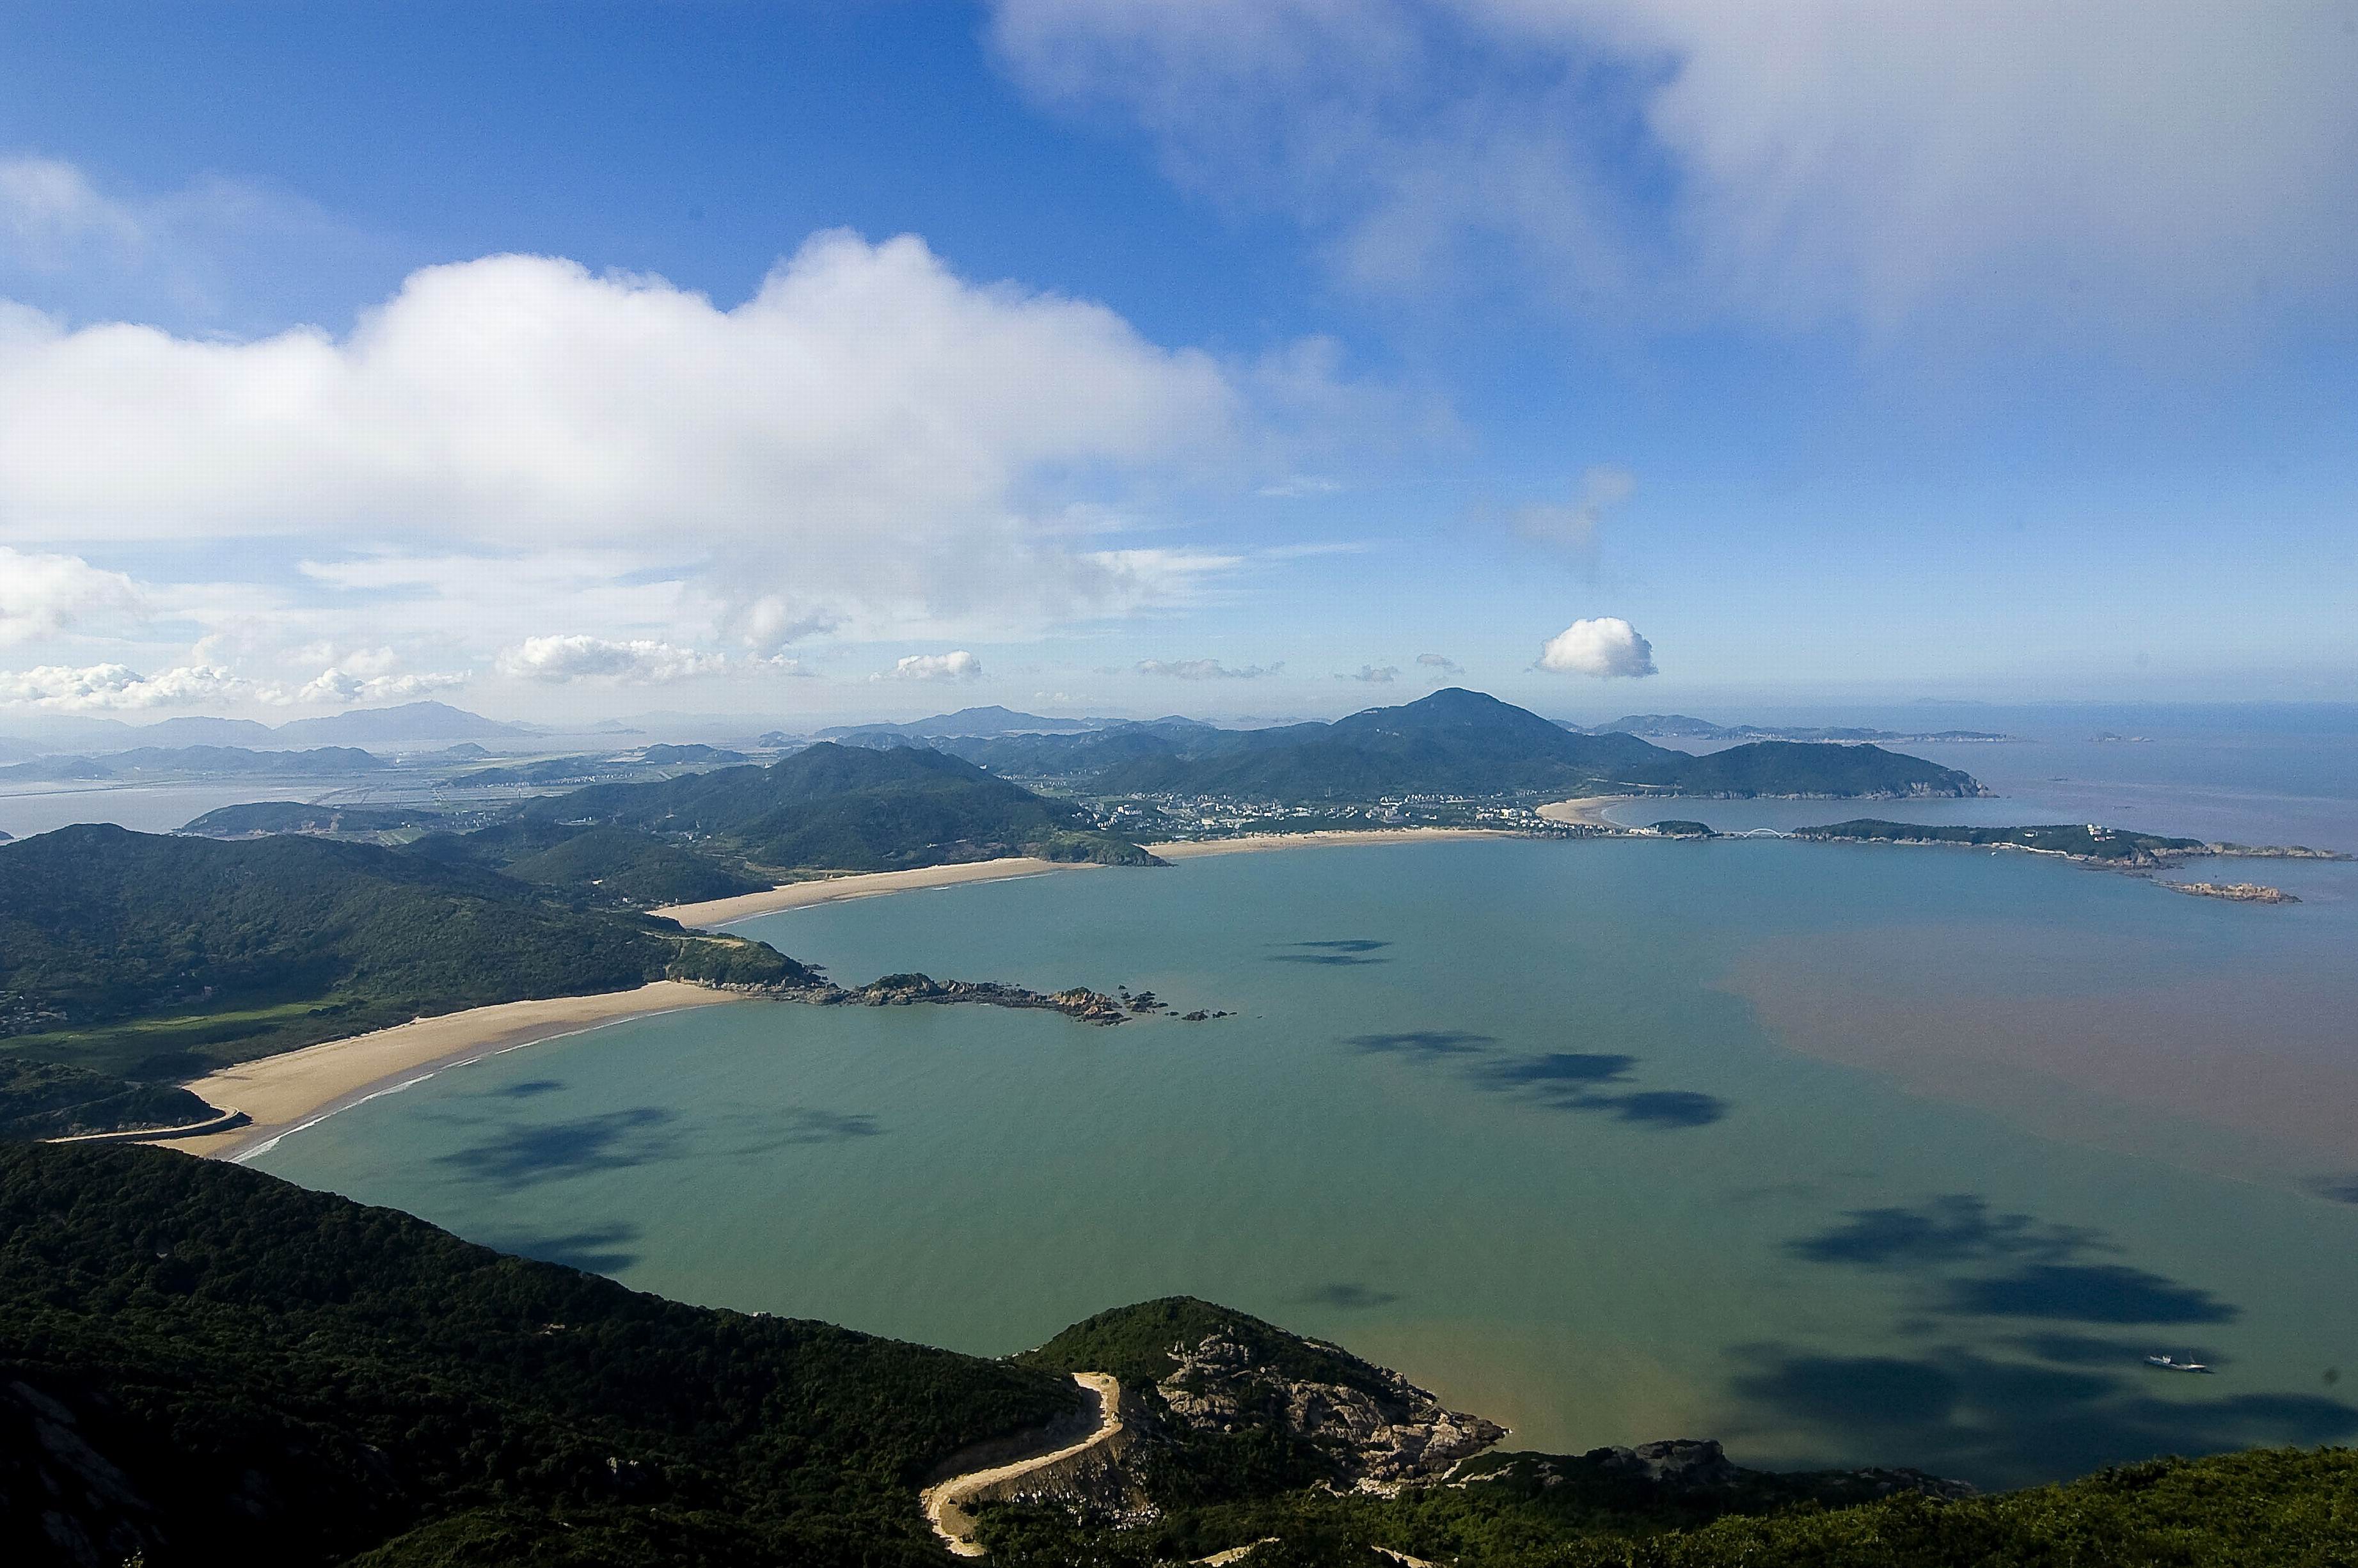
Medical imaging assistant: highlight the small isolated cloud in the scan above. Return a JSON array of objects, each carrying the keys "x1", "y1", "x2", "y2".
[
  {"x1": 0, "y1": 661, "x2": 249, "y2": 711},
  {"x1": 1258, "y1": 475, "x2": 1342, "y2": 498},
  {"x1": 884, "y1": 649, "x2": 983, "y2": 681},
  {"x1": 1136, "y1": 658, "x2": 1279, "y2": 680},
  {"x1": 1340, "y1": 664, "x2": 1398, "y2": 684},
  {"x1": 496, "y1": 635, "x2": 729, "y2": 685},
  {"x1": 756, "y1": 654, "x2": 820, "y2": 678},
  {"x1": 1537, "y1": 617, "x2": 1657, "y2": 679},
  {"x1": 297, "y1": 666, "x2": 470, "y2": 706},
  {"x1": 1514, "y1": 466, "x2": 1635, "y2": 569},
  {"x1": 1416, "y1": 653, "x2": 1463, "y2": 676},
  {"x1": 0, "y1": 546, "x2": 144, "y2": 645}
]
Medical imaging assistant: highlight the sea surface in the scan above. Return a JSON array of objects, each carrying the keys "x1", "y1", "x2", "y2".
[{"x1": 254, "y1": 708, "x2": 2358, "y2": 1489}]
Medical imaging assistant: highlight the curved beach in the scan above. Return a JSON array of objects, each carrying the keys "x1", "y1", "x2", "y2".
[
  {"x1": 154, "y1": 982, "x2": 745, "y2": 1160},
  {"x1": 155, "y1": 822, "x2": 1561, "y2": 1162}
]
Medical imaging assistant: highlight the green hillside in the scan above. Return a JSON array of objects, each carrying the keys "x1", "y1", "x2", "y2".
[
  {"x1": 0, "y1": 825, "x2": 807, "y2": 1106},
  {"x1": 523, "y1": 741, "x2": 1157, "y2": 871},
  {"x1": 5, "y1": 1144, "x2": 2350, "y2": 1568},
  {"x1": 0, "y1": 1141, "x2": 1078, "y2": 1567},
  {"x1": 1794, "y1": 820, "x2": 2208, "y2": 862}
]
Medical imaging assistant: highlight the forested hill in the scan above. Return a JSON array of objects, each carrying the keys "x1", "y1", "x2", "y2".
[
  {"x1": 938, "y1": 688, "x2": 1987, "y2": 802},
  {"x1": 521, "y1": 740, "x2": 1157, "y2": 870},
  {"x1": 0, "y1": 1141, "x2": 1079, "y2": 1567},
  {"x1": 0, "y1": 825, "x2": 805, "y2": 1128},
  {"x1": 6, "y1": 1141, "x2": 2351, "y2": 1568}
]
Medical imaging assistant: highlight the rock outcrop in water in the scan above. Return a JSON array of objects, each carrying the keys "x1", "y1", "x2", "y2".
[
  {"x1": 2169, "y1": 881, "x2": 2300, "y2": 904},
  {"x1": 775, "y1": 971, "x2": 1133, "y2": 1026}
]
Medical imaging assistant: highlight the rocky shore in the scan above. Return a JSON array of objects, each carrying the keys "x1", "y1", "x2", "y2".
[
  {"x1": 777, "y1": 971, "x2": 1134, "y2": 1026},
  {"x1": 2169, "y1": 881, "x2": 2300, "y2": 904}
]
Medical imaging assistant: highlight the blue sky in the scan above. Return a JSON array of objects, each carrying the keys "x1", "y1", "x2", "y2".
[{"x1": 1, "y1": 0, "x2": 2352, "y2": 725}]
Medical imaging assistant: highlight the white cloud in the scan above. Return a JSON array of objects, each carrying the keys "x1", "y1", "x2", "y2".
[
  {"x1": 0, "y1": 661, "x2": 251, "y2": 711},
  {"x1": 1537, "y1": 617, "x2": 1656, "y2": 678},
  {"x1": 496, "y1": 636, "x2": 729, "y2": 685},
  {"x1": 0, "y1": 230, "x2": 1276, "y2": 648},
  {"x1": 1259, "y1": 475, "x2": 1341, "y2": 497},
  {"x1": 1340, "y1": 664, "x2": 1398, "y2": 683},
  {"x1": 1136, "y1": 658, "x2": 1278, "y2": 679},
  {"x1": 0, "y1": 546, "x2": 143, "y2": 644},
  {"x1": 296, "y1": 665, "x2": 470, "y2": 706},
  {"x1": 992, "y1": 1, "x2": 2358, "y2": 338},
  {"x1": 883, "y1": 650, "x2": 983, "y2": 681},
  {"x1": 0, "y1": 157, "x2": 144, "y2": 271},
  {"x1": 0, "y1": 154, "x2": 369, "y2": 331},
  {"x1": 1415, "y1": 652, "x2": 1462, "y2": 675},
  {"x1": 1513, "y1": 465, "x2": 1633, "y2": 567}
]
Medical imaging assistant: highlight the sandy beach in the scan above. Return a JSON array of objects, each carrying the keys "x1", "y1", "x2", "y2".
[
  {"x1": 655, "y1": 828, "x2": 1524, "y2": 928},
  {"x1": 654, "y1": 857, "x2": 1087, "y2": 926},
  {"x1": 1535, "y1": 795, "x2": 1637, "y2": 828},
  {"x1": 1146, "y1": 826, "x2": 1512, "y2": 860},
  {"x1": 152, "y1": 982, "x2": 744, "y2": 1160},
  {"x1": 161, "y1": 825, "x2": 1553, "y2": 1160}
]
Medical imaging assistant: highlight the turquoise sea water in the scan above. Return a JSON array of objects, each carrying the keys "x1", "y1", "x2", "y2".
[{"x1": 256, "y1": 834, "x2": 2358, "y2": 1489}]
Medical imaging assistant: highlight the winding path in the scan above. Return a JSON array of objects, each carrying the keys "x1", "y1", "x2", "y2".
[{"x1": 921, "y1": 1372, "x2": 1126, "y2": 1558}]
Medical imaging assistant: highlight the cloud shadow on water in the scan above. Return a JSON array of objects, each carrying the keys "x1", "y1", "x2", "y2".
[
  {"x1": 495, "y1": 1079, "x2": 567, "y2": 1099},
  {"x1": 1292, "y1": 1283, "x2": 1402, "y2": 1310},
  {"x1": 1344, "y1": 1033, "x2": 1730, "y2": 1131},
  {"x1": 1726, "y1": 1341, "x2": 2357, "y2": 1490},
  {"x1": 2307, "y1": 1173, "x2": 2358, "y2": 1205},
  {"x1": 1942, "y1": 1263, "x2": 2235, "y2": 1325},
  {"x1": 1787, "y1": 1196, "x2": 2235, "y2": 1326},
  {"x1": 1271, "y1": 939, "x2": 1391, "y2": 965},
  {"x1": 434, "y1": 1106, "x2": 678, "y2": 1189},
  {"x1": 481, "y1": 1221, "x2": 645, "y2": 1276},
  {"x1": 1790, "y1": 1195, "x2": 2097, "y2": 1268},
  {"x1": 773, "y1": 1107, "x2": 883, "y2": 1144},
  {"x1": 1469, "y1": 1053, "x2": 1730, "y2": 1129},
  {"x1": 1345, "y1": 1030, "x2": 1497, "y2": 1058}
]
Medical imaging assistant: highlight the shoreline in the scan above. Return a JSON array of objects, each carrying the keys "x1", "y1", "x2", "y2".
[
  {"x1": 658, "y1": 825, "x2": 1540, "y2": 929},
  {"x1": 152, "y1": 982, "x2": 745, "y2": 1161},
  {"x1": 160, "y1": 822, "x2": 1588, "y2": 1161},
  {"x1": 1534, "y1": 795, "x2": 1639, "y2": 830}
]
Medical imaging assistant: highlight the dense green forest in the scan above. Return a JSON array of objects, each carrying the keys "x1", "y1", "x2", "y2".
[
  {"x1": 0, "y1": 1141, "x2": 1077, "y2": 1567},
  {"x1": 4, "y1": 1144, "x2": 2350, "y2": 1567},
  {"x1": 1792, "y1": 820, "x2": 2207, "y2": 862},
  {"x1": 0, "y1": 825, "x2": 807, "y2": 1133},
  {"x1": 519, "y1": 741, "x2": 1157, "y2": 872}
]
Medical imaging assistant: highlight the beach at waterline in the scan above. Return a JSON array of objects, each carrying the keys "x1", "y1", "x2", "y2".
[
  {"x1": 135, "y1": 826, "x2": 1534, "y2": 1158},
  {"x1": 654, "y1": 824, "x2": 1523, "y2": 926},
  {"x1": 154, "y1": 982, "x2": 744, "y2": 1160}
]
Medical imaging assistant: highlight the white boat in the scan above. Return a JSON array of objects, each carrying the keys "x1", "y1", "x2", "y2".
[{"x1": 2145, "y1": 1354, "x2": 2213, "y2": 1374}]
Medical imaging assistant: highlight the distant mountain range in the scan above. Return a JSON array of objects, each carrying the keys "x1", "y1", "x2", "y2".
[
  {"x1": 1574, "y1": 713, "x2": 2013, "y2": 743},
  {"x1": 924, "y1": 689, "x2": 1986, "y2": 801},
  {"x1": 0, "y1": 745, "x2": 388, "y2": 782},
  {"x1": 816, "y1": 704, "x2": 1100, "y2": 741},
  {"x1": 0, "y1": 701, "x2": 531, "y2": 757}
]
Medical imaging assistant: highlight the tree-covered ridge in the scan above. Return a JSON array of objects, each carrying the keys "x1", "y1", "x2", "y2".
[
  {"x1": 935, "y1": 690, "x2": 1986, "y2": 802},
  {"x1": 0, "y1": 825, "x2": 808, "y2": 1085},
  {"x1": 521, "y1": 740, "x2": 1157, "y2": 871},
  {"x1": 978, "y1": 1446, "x2": 2358, "y2": 1566},
  {"x1": 5, "y1": 1146, "x2": 2350, "y2": 1567},
  {"x1": 0, "y1": 1141, "x2": 1079, "y2": 1568},
  {"x1": 1792, "y1": 820, "x2": 2208, "y2": 863}
]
